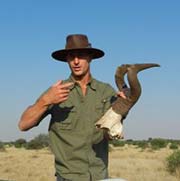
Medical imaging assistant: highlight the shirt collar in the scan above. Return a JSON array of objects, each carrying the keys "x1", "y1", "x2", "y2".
[
  {"x1": 67, "y1": 75, "x2": 97, "y2": 91},
  {"x1": 88, "y1": 77, "x2": 97, "y2": 90}
]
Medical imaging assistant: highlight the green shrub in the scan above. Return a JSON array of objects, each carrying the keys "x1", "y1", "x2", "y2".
[
  {"x1": 4, "y1": 141, "x2": 14, "y2": 147},
  {"x1": 128, "y1": 140, "x2": 149, "y2": 149},
  {"x1": 166, "y1": 150, "x2": 180, "y2": 176},
  {"x1": 125, "y1": 139, "x2": 134, "y2": 145},
  {"x1": 169, "y1": 143, "x2": 179, "y2": 150},
  {"x1": 110, "y1": 140, "x2": 125, "y2": 147},
  {"x1": 14, "y1": 138, "x2": 27, "y2": 148},
  {"x1": 0, "y1": 141, "x2": 5, "y2": 151},
  {"x1": 26, "y1": 139, "x2": 42, "y2": 149},
  {"x1": 136, "y1": 140, "x2": 149, "y2": 149},
  {"x1": 26, "y1": 134, "x2": 49, "y2": 150},
  {"x1": 150, "y1": 138, "x2": 168, "y2": 150}
]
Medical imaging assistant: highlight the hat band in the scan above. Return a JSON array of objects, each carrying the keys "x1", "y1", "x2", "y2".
[{"x1": 66, "y1": 43, "x2": 92, "y2": 50}]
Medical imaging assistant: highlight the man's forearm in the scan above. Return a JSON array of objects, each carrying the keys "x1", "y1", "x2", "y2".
[{"x1": 18, "y1": 98, "x2": 49, "y2": 131}]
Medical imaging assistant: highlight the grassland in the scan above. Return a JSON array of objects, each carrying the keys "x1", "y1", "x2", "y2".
[{"x1": 0, "y1": 145, "x2": 179, "y2": 181}]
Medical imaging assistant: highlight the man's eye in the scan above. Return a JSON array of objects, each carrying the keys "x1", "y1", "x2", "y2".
[{"x1": 78, "y1": 55, "x2": 85, "y2": 58}]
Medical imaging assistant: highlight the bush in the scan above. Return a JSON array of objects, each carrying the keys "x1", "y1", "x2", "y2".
[
  {"x1": 26, "y1": 134, "x2": 49, "y2": 150},
  {"x1": 26, "y1": 139, "x2": 43, "y2": 149},
  {"x1": 0, "y1": 141, "x2": 5, "y2": 151},
  {"x1": 169, "y1": 143, "x2": 179, "y2": 150},
  {"x1": 125, "y1": 139, "x2": 134, "y2": 145},
  {"x1": 110, "y1": 140, "x2": 125, "y2": 147},
  {"x1": 150, "y1": 138, "x2": 168, "y2": 150},
  {"x1": 135, "y1": 140, "x2": 149, "y2": 149},
  {"x1": 166, "y1": 150, "x2": 180, "y2": 177},
  {"x1": 14, "y1": 138, "x2": 27, "y2": 148}
]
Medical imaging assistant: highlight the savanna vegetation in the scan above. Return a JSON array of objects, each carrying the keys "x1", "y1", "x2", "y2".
[{"x1": 0, "y1": 135, "x2": 180, "y2": 181}]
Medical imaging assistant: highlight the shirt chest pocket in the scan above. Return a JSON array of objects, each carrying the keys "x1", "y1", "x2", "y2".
[
  {"x1": 95, "y1": 98, "x2": 110, "y2": 120},
  {"x1": 50, "y1": 103, "x2": 76, "y2": 130}
]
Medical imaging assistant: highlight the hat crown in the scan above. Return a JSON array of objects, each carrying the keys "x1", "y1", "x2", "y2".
[{"x1": 65, "y1": 34, "x2": 91, "y2": 49}]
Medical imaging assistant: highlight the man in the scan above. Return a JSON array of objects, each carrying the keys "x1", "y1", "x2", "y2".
[{"x1": 18, "y1": 34, "x2": 123, "y2": 181}]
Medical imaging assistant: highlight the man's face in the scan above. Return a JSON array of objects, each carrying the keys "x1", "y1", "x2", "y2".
[{"x1": 67, "y1": 52, "x2": 92, "y2": 78}]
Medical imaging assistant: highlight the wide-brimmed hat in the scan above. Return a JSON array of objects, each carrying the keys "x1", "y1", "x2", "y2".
[{"x1": 51, "y1": 34, "x2": 104, "y2": 62}]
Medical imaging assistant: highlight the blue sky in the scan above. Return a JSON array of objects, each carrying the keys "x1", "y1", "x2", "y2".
[{"x1": 0, "y1": 0, "x2": 180, "y2": 141}]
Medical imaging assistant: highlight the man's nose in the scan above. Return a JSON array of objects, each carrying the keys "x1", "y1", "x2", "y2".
[{"x1": 74, "y1": 57, "x2": 79, "y2": 64}]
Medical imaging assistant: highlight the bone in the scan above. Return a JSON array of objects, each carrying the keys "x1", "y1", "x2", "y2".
[
  {"x1": 108, "y1": 121, "x2": 123, "y2": 139},
  {"x1": 95, "y1": 107, "x2": 123, "y2": 139},
  {"x1": 95, "y1": 107, "x2": 122, "y2": 129}
]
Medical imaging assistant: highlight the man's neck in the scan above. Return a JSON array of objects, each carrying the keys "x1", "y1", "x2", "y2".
[
  {"x1": 72, "y1": 73, "x2": 91, "y2": 95},
  {"x1": 72, "y1": 73, "x2": 91, "y2": 86}
]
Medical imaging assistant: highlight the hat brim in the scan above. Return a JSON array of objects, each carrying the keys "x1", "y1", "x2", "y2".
[{"x1": 51, "y1": 48, "x2": 104, "y2": 62}]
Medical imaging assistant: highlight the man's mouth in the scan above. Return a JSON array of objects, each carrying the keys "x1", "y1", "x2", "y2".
[{"x1": 73, "y1": 67, "x2": 81, "y2": 71}]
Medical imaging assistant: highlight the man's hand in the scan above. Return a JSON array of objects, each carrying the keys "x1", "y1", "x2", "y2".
[
  {"x1": 117, "y1": 91, "x2": 127, "y2": 99},
  {"x1": 40, "y1": 80, "x2": 74, "y2": 106}
]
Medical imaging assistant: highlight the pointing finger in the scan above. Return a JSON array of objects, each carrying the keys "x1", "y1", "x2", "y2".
[
  {"x1": 53, "y1": 80, "x2": 62, "y2": 87},
  {"x1": 60, "y1": 82, "x2": 74, "y2": 89}
]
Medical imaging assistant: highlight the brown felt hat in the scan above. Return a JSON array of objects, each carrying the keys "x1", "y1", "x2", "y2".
[{"x1": 51, "y1": 34, "x2": 105, "y2": 62}]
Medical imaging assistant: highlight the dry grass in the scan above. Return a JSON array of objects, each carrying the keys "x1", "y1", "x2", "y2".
[
  {"x1": 0, "y1": 147, "x2": 55, "y2": 181},
  {"x1": 109, "y1": 145, "x2": 179, "y2": 181},
  {"x1": 0, "y1": 145, "x2": 179, "y2": 181}
]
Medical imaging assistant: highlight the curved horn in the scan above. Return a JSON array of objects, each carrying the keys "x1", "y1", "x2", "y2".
[
  {"x1": 115, "y1": 64, "x2": 129, "y2": 91},
  {"x1": 127, "y1": 63, "x2": 160, "y2": 103},
  {"x1": 112, "y1": 63, "x2": 160, "y2": 116}
]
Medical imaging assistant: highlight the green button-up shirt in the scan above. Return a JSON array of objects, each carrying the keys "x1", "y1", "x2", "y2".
[{"x1": 48, "y1": 76, "x2": 116, "y2": 181}]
